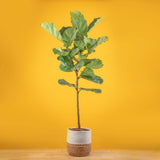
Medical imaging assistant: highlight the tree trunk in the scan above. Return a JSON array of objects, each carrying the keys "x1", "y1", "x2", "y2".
[{"x1": 75, "y1": 70, "x2": 81, "y2": 129}]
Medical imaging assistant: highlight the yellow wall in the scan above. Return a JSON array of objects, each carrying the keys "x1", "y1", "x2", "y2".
[{"x1": 0, "y1": 0, "x2": 160, "y2": 149}]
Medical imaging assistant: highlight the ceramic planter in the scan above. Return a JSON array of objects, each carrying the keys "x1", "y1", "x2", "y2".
[{"x1": 67, "y1": 127, "x2": 91, "y2": 157}]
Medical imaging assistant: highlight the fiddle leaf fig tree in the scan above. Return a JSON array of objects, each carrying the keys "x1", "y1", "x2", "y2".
[{"x1": 41, "y1": 10, "x2": 108, "y2": 129}]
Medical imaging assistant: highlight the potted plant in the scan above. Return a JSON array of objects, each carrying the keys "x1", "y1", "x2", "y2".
[{"x1": 41, "y1": 10, "x2": 108, "y2": 157}]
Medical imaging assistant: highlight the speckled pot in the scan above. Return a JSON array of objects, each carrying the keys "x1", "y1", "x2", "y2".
[{"x1": 67, "y1": 127, "x2": 91, "y2": 157}]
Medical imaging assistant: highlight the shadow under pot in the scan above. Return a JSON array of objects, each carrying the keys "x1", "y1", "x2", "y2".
[{"x1": 67, "y1": 127, "x2": 91, "y2": 157}]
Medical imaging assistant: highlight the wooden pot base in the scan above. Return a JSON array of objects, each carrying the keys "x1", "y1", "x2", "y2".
[{"x1": 67, "y1": 143, "x2": 91, "y2": 157}]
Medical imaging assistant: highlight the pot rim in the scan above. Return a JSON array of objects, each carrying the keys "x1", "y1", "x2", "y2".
[{"x1": 68, "y1": 127, "x2": 91, "y2": 132}]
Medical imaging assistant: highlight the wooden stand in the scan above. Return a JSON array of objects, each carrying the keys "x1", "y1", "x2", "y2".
[{"x1": 0, "y1": 149, "x2": 159, "y2": 160}]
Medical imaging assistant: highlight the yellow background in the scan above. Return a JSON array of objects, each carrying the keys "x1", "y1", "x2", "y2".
[{"x1": 0, "y1": 0, "x2": 160, "y2": 149}]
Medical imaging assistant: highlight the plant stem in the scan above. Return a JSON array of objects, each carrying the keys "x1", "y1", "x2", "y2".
[{"x1": 75, "y1": 69, "x2": 81, "y2": 129}]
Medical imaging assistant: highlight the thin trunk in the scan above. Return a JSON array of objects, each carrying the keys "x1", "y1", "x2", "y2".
[{"x1": 75, "y1": 70, "x2": 81, "y2": 129}]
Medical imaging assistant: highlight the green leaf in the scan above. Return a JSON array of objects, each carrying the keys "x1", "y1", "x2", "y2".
[
  {"x1": 84, "y1": 36, "x2": 97, "y2": 53},
  {"x1": 88, "y1": 17, "x2": 103, "y2": 33},
  {"x1": 70, "y1": 48, "x2": 80, "y2": 57},
  {"x1": 73, "y1": 60, "x2": 85, "y2": 70},
  {"x1": 52, "y1": 47, "x2": 62, "y2": 54},
  {"x1": 58, "y1": 79, "x2": 75, "y2": 87},
  {"x1": 62, "y1": 27, "x2": 78, "y2": 47},
  {"x1": 80, "y1": 67, "x2": 103, "y2": 84},
  {"x1": 40, "y1": 22, "x2": 63, "y2": 41},
  {"x1": 97, "y1": 36, "x2": 108, "y2": 45},
  {"x1": 72, "y1": 57, "x2": 79, "y2": 62},
  {"x1": 60, "y1": 26, "x2": 71, "y2": 35},
  {"x1": 70, "y1": 10, "x2": 88, "y2": 38},
  {"x1": 84, "y1": 36, "x2": 108, "y2": 53},
  {"x1": 57, "y1": 55, "x2": 71, "y2": 62},
  {"x1": 59, "y1": 63, "x2": 74, "y2": 72},
  {"x1": 53, "y1": 47, "x2": 70, "y2": 56},
  {"x1": 80, "y1": 67, "x2": 95, "y2": 76},
  {"x1": 74, "y1": 40, "x2": 85, "y2": 50},
  {"x1": 57, "y1": 56, "x2": 74, "y2": 72},
  {"x1": 78, "y1": 53, "x2": 87, "y2": 60},
  {"x1": 79, "y1": 88, "x2": 102, "y2": 93},
  {"x1": 81, "y1": 74, "x2": 103, "y2": 84},
  {"x1": 70, "y1": 10, "x2": 84, "y2": 18},
  {"x1": 85, "y1": 59, "x2": 103, "y2": 69}
]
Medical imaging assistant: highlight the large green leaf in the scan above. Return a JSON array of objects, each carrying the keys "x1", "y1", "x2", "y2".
[
  {"x1": 59, "y1": 63, "x2": 74, "y2": 72},
  {"x1": 81, "y1": 74, "x2": 103, "y2": 84},
  {"x1": 80, "y1": 67, "x2": 103, "y2": 84},
  {"x1": 80, "y1": 67, "x2": 95, "y2": 76},
  {"x1": 53, "y1": 47, "x2": 62, "y2": 54},
  {"x1": 57, "y1": 55, "x2": 71, "y2": 62},
  {"x1": 97, "y1": 36, "x2": 108, "y2": 45},
  {"x1": 58, "y1": 79, "x2": 75, "y2": 87},
  {"x1": 84, "y1": 36, "x2": 97, "y2": 53},
  {"x1": 74, "y1": 40, "x2": 85, "y2": 51},
  {"x1": 40, "y1": 22, "x2": 63, "y2": 41},
  {"x1": 70, "y1": 48, "x2": 80, "y2": 57},
  {"x1": 62, "y1": 27, "x2": 78, "y2": 47},
  {"x1": 57, "y1": 55, "x2": 74, "y2": 72},
  {"x1": 84, "y1": 36, "x2": 108, "y2": 53},
  {"x1": 70, "y1": 10, "x2": 84, "y2": 18},
  {"x1": 88, "y1": 17, "x2": 103, "y2": 33},
  {"x1": 60, "y1": 26, "x2": 71, "y2": 35},
  {"x1": 53, "y1": 47, "x2": 70, "y2": 56},
  {"x1": 85, "y1": 59, "x2": 103, "y2": 69},
  {"x1": 70, "y1": 10, "x2": 88, "y2": 38},
  {"x1": 79, "y1": 88, "x2": 101, "y2": 93},
  {"x1": 78, "y1": 53, "x2": 87, "y2": 60},
  {"x1": 73, "y1": 60, "x2": 85, "y2": 70}
]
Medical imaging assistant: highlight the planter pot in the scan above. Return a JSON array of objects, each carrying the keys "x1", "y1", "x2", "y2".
[{"x1": 67, "y1": 127, "x2": 91, "y2": 157}]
